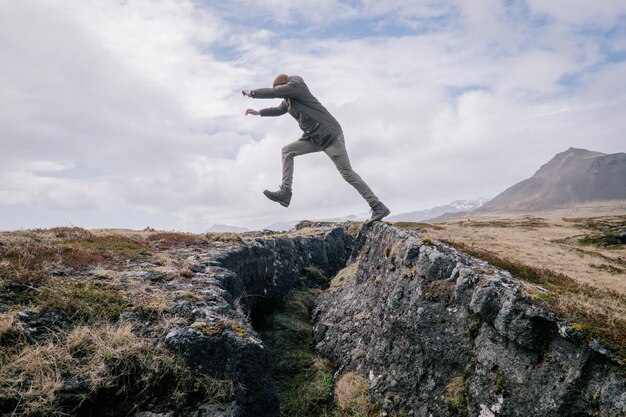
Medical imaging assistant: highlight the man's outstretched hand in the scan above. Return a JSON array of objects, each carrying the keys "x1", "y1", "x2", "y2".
[{"x1": 242, "y1": 90, "x2": 258, "y2": 115}]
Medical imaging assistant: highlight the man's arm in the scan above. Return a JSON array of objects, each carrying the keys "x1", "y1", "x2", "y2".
[
  {"x1": 245, "y1": 100, "x2": 287, "y2": 117},
  {"x1": 246, "y1": 100, "x2": 287, "y2": 117},
  {"x1": 260, "y1": 100, "x2": 287, "y2": 116},
  {"x1": 245, "y1": 80, "x2": 299, "y2": 99}
]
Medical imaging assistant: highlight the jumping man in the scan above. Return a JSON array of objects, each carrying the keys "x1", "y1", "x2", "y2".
[{"x1": 242, "y1": 74, "x2": 390, "y2": 224}]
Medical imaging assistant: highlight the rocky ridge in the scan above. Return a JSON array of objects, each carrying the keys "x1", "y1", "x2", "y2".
[{"x1": 313, "y1": 223, "x2": 625, "y2": 416}]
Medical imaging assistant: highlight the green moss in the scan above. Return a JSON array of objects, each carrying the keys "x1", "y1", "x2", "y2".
[
  {"x1": 542, "y1": 349, "x2": 556, "y2": 364},
  {"x1": 469, "y1": 346, "x2": 478, "y2": 370},
  {"x1": 534, "y1": 292, "x2": 558, "y2": 305},
  {"x1": 401, "y1": 267, "x2": 415, "y2": 280},
  {"x1": 586, "y1": 390, "x2": 602, "y2": 416},
  {"x1": 301, "y1": 266, "x2": 328, "y2": 286},
  {"x1": 579, "y1": 231, "x2": 625, "y2": 248},
  {"x1": 468, "y1": 313, "x2": 481, "y2": 338},
  {"x1": 261, "y1": 288, "x2": 333, "y2": 417},
  {"x1": 392, "y1": 222, "x2": 445, "y2": 231},
  {"x1": 444, "y1": 374, "x2": 468, "y2": 415},
  {"x1": 59, "y1": 237, "x2": 150, "y2": 259},
  {"x1": 492, "y1": 371, "x2": 506, "y2": 395},
  {"x1": 36, "y1": 281, "x2": 130, "y2": 323},
  {"x1": 191, "y1": 321, "x2": 225, "y2": 335},
  {"x1": 279, "y1": 359, "x2": 334, "y2": 417}
]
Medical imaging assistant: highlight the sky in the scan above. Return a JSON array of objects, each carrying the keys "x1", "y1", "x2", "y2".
[{"x1": 1, "y1": 0, "x2": 625, "y2": 231}]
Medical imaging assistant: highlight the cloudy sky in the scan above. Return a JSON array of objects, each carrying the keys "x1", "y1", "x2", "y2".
[{"x1": 1, "y1": 0, "x2": 625, "y2": 231}]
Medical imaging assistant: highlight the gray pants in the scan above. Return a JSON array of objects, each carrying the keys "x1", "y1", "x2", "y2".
[{"x1": 281, "y1": 134, "x2": 379, "y2": 207}]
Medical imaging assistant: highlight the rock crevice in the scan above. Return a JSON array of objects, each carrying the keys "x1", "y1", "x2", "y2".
[{"x1": 163, "y1": 225, "x2": 352, "y2": 417}]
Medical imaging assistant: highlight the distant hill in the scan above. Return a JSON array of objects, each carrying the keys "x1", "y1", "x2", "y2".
[
  {"x1": 262, "y1": 220, "x2": 300, "y2": 232},
  {"x1": 207, "y1": 224, "x2": 248, "y2": 233},
  {"x1": 478, "y1": 148, "x2": 626, "y2": 212},
  {"x1": 387, "y1": 198, "x2": 490, "y2": 222},
  {"x1": 263, "y1": 200, "x2": 492, "y2": 231},
  {"x1": 263, "y1": 214, "x2": 368, "y2": 232}
]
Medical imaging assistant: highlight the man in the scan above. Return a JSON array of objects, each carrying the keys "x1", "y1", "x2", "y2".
[{"x1": 242, "y1": 74, "x2": 390, "y2": 224}]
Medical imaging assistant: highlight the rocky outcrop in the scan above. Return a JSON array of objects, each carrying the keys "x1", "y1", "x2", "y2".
[
  {"x1": 163, "y1": 225, "x2": 352, "y2": 417},
  {"x1": 313, "y1": 223, "x2": 625, "y2": 416}
]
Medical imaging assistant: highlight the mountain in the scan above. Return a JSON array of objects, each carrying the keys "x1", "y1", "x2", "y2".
[
  {"x1": 263, "y1": 199, "x2": 492, "y2": 231},
  {"x1": 386, "y1": 197, "x2": 490, "y2": 222},
  {"x1": 262, "y1": 220, "x2": 300, "y2": 232},
  {"x1": 207, "y1": 224, "x2": 248, "y2": 233},
  {"x1": 478, "y1": 147, "x2": 626, "y2": 212}
]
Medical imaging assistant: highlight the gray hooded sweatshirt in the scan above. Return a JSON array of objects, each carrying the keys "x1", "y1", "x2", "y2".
[{"x1": 251, "y1": 75, "x2": 343, "y2": 149}]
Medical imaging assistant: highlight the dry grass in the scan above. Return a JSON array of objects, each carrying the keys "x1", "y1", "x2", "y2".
[
  {"x1": 426, "y1": 214, "x2": 626, "y2": 294},
  {"x1": 346, "y1": 222, "x2": 363, "y2": 239},
  {"x1": 0, "y1": 322, "x2": 233, "y2": 417},
  {"x1": 334, "y1": 372, "x2": 372, "y2": 416},
  {"x1": 0, "y1": 227, "x2": 229, "y2": 323},
  {"x1": 330, "y1": 263, "x2": 358, "y2": 290},
  {"x1": 444, "y1": 374, "x2": 468, "y2": 414},
  {"x1": 179, "y1": 268, "x2": 195, "y2": 278},
  {"x1": 146, "y1": 232, "x2": 204, "y2": 249},
  {"x1": 0, "y1": 230, "x2": 152, "y2": 287},
  {"x1": 392, "y1": 221, "x2": 444, "y2": 231},
  {"x1": 422, "y1": 279, "x2": 456, "y2": 306},
  {"x1": 0, "y1": 312, "x2": 28, "y2": 363},
  {"x1": 0, "y1": 227, "x2": 243, "y2": 415}
]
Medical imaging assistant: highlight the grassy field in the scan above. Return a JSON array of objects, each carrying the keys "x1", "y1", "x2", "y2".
[
  {"x1": 422, "y1": 214, "x2": 625, "y2": 294},
  {"x1": 0, "y1": 227, "x2": 241, "y2": 416}
]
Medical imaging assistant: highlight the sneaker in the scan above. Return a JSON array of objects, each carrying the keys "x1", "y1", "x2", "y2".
[
  {"x1": 263, "y1": 186, "x2": 292, "y2": 207},
  {"x1": 367, "y1": 201, "x2": 390, "y2": 224}
]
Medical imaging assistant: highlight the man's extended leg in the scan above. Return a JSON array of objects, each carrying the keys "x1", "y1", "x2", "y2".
[
  {"x1": 264, "y1": 139, "x2": 319, "y2": 207},
  {"x1": 324, "y1": 134, "x2": 390, "y2": 222},
  {"x1": 281, "y1": 139, "x2": 319, "y2": 190}
]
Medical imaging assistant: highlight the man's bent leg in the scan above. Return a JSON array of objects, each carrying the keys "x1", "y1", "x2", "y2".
[
  {"x1": 281, "y1": 139, "x2": 319, "y2": 190},
  {"x1": 324, "y1": 135, "x2": 380, "y2": 207}
]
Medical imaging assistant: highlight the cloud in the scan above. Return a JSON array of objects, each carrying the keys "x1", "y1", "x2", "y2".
[
  {"x1": 525, "y1": 0, "x2": 626, "y2": 26},
  {"x1": 1, "y1": 0, "x2": 625, "y2": 231}
]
